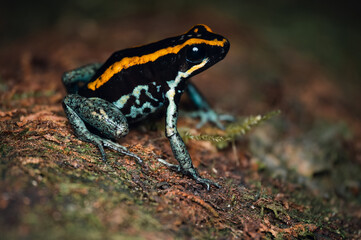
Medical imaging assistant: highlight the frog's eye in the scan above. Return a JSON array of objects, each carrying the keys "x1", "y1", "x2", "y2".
[{"x1": 186, "y1": 45, "x2": 206, "y2": 64}]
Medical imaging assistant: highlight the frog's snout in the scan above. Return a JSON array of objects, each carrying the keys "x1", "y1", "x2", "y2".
[{"x1": 222, "y1": 38, "x2": 230, "y2": 56}]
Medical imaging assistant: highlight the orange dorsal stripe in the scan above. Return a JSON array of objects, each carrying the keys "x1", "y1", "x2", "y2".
[{"x1": 87, "y1": 38, "x2": 227, "y2": 90}]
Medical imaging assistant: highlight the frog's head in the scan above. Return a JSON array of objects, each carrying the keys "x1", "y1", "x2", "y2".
[{"x1": 177, "y1": 24, "x2": 230, "y2": 78}]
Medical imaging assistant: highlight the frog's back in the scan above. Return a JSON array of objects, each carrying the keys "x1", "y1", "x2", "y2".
[{"x1": 77, "y1": 36, "x2": 180, "y2": 103}]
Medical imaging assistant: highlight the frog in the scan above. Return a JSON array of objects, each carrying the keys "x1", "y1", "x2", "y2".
[{"x1": 62, "y1": 24, "x2": 232, "y2": 190}]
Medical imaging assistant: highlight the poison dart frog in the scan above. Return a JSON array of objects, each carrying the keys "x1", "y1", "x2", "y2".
[{"x1": 62, "y1": 24, "x2": 232, "y2": 190}]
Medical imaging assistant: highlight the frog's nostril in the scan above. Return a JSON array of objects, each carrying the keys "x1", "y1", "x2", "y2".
[
  {"x1": 224, "y1": 39, "x2": 230, "y2": 53},
  {"x1": 221, "y1": 40, "x2": 230, "y2": 56}
]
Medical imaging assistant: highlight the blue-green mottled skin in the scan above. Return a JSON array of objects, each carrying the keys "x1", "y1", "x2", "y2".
[{"x1": 62, "y1": 25, "x2": 232, "y2": 190}]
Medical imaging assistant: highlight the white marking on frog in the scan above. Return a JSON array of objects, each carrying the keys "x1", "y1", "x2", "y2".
[
  {"x1": 113, "y1": 85, "x2": 158, "y2": 108},
  {"x1": 125, "y1": 101, "x2": 163, "y2": 119},
  {"x1": 165, "y1": 58, "x2": 208, "y2": 137}
]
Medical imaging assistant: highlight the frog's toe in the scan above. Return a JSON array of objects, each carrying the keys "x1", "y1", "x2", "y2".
[
  {"x1": 158, "y1": 159, "x2": 181, "y2": 172},
  {"x1": 219, "y1": 114, "x2": 235, "y2": 122},
  {"x1": 196, "y1": 112, "x2": 226, "y2": 130},
  {"x1": 211, "y1": 114, "x2": 235, "y2": 130},
  {"x1": 125, "y1": 152, "x2": 144, "y2": 165},
  {"x1": 90, "y1": 138, "x2": 108, "y2": 162},
  {"x1": 196, "y1": 177, "x2": 221, "y2": 191},
  {"x1": 181, "y1": 168, "x2": 221, "y2": 190},
  {"x1": 102, "y1": 139, "x2": 143, "y2": 165},
  {"x1": 187, "y1": 110, "x2": 234, "y2": 130},
  {"x1": 189, "y1": 110, "x2": 219, "y2": 128},
  {"x1": 212, "y1": 119, "x2": 226, "y2": 130},
  {"x1": 158, "y1": 159, "x2": 221, "y2": 190},
  {"x1": 195, "y1": 117, "x2": 209, "y2": 129}
]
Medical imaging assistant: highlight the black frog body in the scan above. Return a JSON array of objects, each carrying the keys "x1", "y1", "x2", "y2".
[{"x1": 62, "y1": 24, "x2": 230, "y2": 189}]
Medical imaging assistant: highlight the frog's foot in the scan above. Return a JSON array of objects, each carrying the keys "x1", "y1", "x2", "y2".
[
  {"x1": 101, "y1": 139, "x2": 143, "y2": 165},
  {"x1": 88, "y1": 136, "x2": 143, "y2": 165},
  {"x1": 198, "y1": 177, "x2": 221, "y2": 191},
  {"x1": 157, "y1": 159, "x2": 220, "y2": 190},
  {"x1": 187, "y1": 110, "x2": 235, "y2": 130},
  {"x1": 183, "y1": 167, "x2": 221, "y2": 190}
]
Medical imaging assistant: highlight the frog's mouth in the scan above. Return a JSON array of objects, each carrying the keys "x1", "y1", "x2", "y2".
[{"x1": 185, "y1": 58, "x2": 209, "y2": 76}]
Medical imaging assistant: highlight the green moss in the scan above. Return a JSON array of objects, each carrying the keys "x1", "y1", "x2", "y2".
[
  {"x1": 0, "y1": 144, "x2": 13, "y2": 158},
  {"x1": 182, "y1": 110, "x2": 281, "y2": 149}
]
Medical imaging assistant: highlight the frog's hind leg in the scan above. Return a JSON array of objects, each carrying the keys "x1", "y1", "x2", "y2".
[
  {"x1": 62, "y1": 94, "x2": 143, "y2": 164},
  {"x1": 62, "y1": 63, "x2": 102, "y2": 94},
  {"x1": 185, "y1": 81, "x2": 234, "y2": 129}
]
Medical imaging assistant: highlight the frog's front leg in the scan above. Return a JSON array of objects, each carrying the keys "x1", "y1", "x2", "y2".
[
  {"x1": 62, "y1": 63, "x2": 102, "y2": 94},
  {"x1": 186, "y1": 81, "x2": 234, "y2": 129},
  {"x1": 162, "y1": 91, "x2": 220, "y2": 190},
  {"x1": 62, "y1": 94, "x2": 142, "y2": 164}
]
